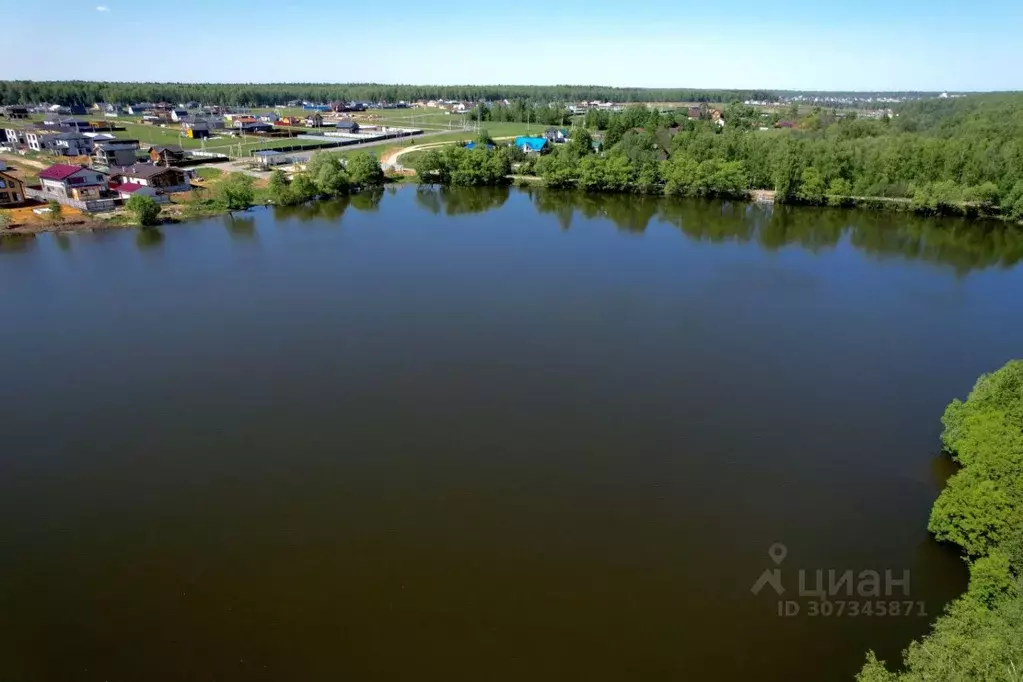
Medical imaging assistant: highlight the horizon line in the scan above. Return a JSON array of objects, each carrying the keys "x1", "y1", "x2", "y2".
[{"x1": 0, "y1": 79, "x2": 1011, "y2": 94}]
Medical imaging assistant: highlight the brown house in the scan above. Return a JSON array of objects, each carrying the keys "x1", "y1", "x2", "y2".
[
  {"x1": 0, "y1": 165, "x2": 26, "y2": 206},
  {"x1": 148, "y1": 145, "x2": 186, "y2": 165},
  {"x1": 109, "y1": 163, "x2": 190, "y2": 194}
]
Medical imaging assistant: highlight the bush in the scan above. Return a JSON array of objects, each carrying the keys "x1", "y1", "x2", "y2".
[
  {"x1": 125, "y1": 194, "x2": 161, "y2": 226},
  {"x1": 306, "y1": 153, "x2": 349, "y2": 195},
  {"x1": 217, "y1": 173, "x2": 255, "y2": 211},
  {"x1": 346, "y1": 153, "x2": 384, "y2": 188},
  {"x1": 47, "y1": 199, "x2": 62, "y2": 220}
]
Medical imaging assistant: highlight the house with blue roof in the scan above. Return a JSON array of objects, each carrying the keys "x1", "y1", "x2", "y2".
[
  {"x1": 464, "y1": 141, "x2": 495, "y2": 150},
  {"x1": 514, "y1": 136, "x2": 548, "y2": 153}
]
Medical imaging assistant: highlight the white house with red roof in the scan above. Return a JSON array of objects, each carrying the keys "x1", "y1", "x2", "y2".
[
  {"x1": 27, "y1": 163, "x2": 117, "y2": 211},
  {"x1": 108, "y1": 181, "x2": 162, "y2": 202}
]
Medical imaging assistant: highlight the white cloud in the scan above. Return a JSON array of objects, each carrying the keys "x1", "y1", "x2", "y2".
[{"x1": 95, "y1": 5, "x2": 109, "y2": 11}]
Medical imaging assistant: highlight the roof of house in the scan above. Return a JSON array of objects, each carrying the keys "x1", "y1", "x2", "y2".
[
  {"x1": 253, "y1": 150, "x2": 282, "y2": 157},
  {"x1": 112, "y1": 182, "x2": 146, "y2": 194},
  {"x1": 150, "y1": 145, "x2": 184, "y2": 154},
  {"x1": 111, "y1": 163, "x2": 177, "y2": 179},
  {"x1": 514, "y1": 136, "x2": 548, "y2": 151},
  {"x1": 336, "y1": 120, "x2": 358, "y2": 128},
  {"x1": 39, "y1": 164, "x2": 88, "y2": 181},
  {"x1": 95, "y1": 139, "x2": 140, "y2": 148}
]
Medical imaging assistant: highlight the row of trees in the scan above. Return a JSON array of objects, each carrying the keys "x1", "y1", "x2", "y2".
[
  {"x1": 0, "y1": 80, "x2": 780, "y2": 107},
  {"x1": 859, "y1": 360, "x2": 1023, "y2": 681},
  {"x1": 467, "y1": 101, "x2": 573, "y2": 127}
]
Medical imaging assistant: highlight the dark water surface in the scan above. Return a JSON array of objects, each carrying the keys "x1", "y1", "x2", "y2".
[{"x1": 2, "y1": 187, "x2": 1022, "y2": 681}]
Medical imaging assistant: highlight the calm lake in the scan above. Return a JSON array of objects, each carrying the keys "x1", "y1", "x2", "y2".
[{"x1": 2, "y1": 187, "x2": 1022, "y2": 681}]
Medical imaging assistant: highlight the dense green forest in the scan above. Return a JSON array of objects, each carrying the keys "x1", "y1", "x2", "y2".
[
  {"x1": 859, "y1": 360, "x2": 1023, "y2": 681},
  {"x1": 0, "y1": 80, "x2": 778, "y2": 107},
  {"x1": 514, "y1": 93, "x2": 1023, "y2": 219}
]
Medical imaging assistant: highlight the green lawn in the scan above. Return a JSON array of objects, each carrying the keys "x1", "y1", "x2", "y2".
[{"x1": 193, "y1": 167, "x2": 223, "y2": 180}]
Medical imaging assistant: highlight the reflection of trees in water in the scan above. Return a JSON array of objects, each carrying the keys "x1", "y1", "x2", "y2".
[
  {"x1": 415, "y1": 186, "x2": 510, "y2": 216},
  {"x1": 522, "y1": 189, "x2": 1023, "y2": 274},
  {"x1": 224, "y1": 215, "x2": 256, "y2": 239},
  {"x1": 0, "y1": 234, "x2": 36, "y2": 253},
  {"x1": 273, "y1": 197, "x2": 350, "y2": 223},
  {"x1": 350, "y1": 190, "x2": 383, "y2": 213},
  {"x1": 850, "y1": 215, "x2": 1023, "y2": 276},
  {"x1": 135, "y1": 227, "x2": 164, "y2": 249}
]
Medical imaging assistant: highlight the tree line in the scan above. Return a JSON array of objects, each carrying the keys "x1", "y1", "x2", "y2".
[
  {"x1": 0, "y1": 80, "x2": 779, "y2": 107},
  {"x1": 519, "y1": 94, "x2": 1023, "y2": 220},
  {"x1": 859, "y1": 360, "x2": 1023, "y2": 680}
]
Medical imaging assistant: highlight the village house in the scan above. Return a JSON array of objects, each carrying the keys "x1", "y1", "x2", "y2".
[
  {"x1": 127, "y1": 104, "x2": 151, "y2": 116},
  {"x1": 148, "y1": 145, "x2": 186, "y2": 165},
  {"x1": 335, "y1": 120, "x2": 360, "y2": 134},
  {"x1": 182, "y1": 121, "x2": 210, "y2": 139},
  {"x1": 0, "y1": 162, "x2": 26, "y2": 206},
  {"x1": 514, "y1": 136, "x2": 549, "y2": 154},
  {"x1": 108, "y1": 181, "x2": 162, "y2": 202},
  {"x1": 53, "y1": 132, "x2": 94, "y2": 156},
  {"x1": 1, "y1": 106, "x2": 30, "y2": 119},
  {"x1": 25, "y1": 129, "x2": 60, "y2": 153},
  {"x1": 543, "y1": 127, "x2": 568, "y2": 143},
  {"x1": 3, "y1": 128, "x2": 25, "y2": 147},
  {"x1": 259, "y1": 112, "x2": 280, "y2": 123},
  {"x1": 108, "y1": 163, "x2": 191, "y2": 194},
  {"x1": 233, "y1": 119, "x2": 273, "y2": 133},
  {"x1": 42, "y1": 118, "x2": 93, "y2": 133},
  {"x1": 252, "y1": 150, "x2": 291, "y2": 169},
  {"x1": 93, "y1": 139, "x2": 141, "y2": 168},
  {"x1": 170, "y1": 109, "x2": 189, "y2": 122},
  {"x1": 304, "y1": 113, "x2": 324, "y2": 128},
  {"x1": 277, "y1": 116, "x2": 304, "y2": 127},
  {"x1": 34, "y1": 163, "x2": 111, "y2": 207}
]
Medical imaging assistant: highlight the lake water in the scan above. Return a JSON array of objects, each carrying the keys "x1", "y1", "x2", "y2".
[{"x1": 2, "y1": 187, "x2": 1022, "y2": 681}]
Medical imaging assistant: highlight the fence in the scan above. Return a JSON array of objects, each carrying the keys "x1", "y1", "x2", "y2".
[{"x1": 24, "y1": 186, "x2": 119, "y2": 213}]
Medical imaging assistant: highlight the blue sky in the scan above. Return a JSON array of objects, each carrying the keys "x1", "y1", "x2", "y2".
[{"x1": 4, "y1": 0, "x2": 1021, "y2": 90}]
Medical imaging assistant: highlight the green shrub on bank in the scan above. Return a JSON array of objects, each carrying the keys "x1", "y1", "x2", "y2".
[{"x1": 859, "y1": 360, "x2": 1023, "y2": 681}]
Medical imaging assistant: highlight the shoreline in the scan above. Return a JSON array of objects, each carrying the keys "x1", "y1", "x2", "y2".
[{"x1": 2, "y1": 184, "x2": 1017, "y2": 237}]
